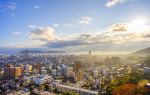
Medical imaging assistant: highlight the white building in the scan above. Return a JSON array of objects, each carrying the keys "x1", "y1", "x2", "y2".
[
  {"x1": 144, "y1": 67, "x2": 150, "y2": 74},
  {"x1": 24, "y1": 75, "x2": 38, "y2": 84},
  {"x1": 24, "y1": 64, "x2": 32, "y2": 73},
  {"x1": 41, "y1": 67, "x2": 47, "y2": 74},
  {"x1": 34, "y1": 75, "x2": 52, "y2": 85},
  {"x1": 62, "y1": 64, "x2": 73, "y2": 77},
  {"x1": 52, "y1": 69, "x2": 57, "y2": 76}
]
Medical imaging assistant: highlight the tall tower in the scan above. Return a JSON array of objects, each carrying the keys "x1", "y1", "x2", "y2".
[{"x1": 89, "y1": 50, "x2": 92, "y2": 55}]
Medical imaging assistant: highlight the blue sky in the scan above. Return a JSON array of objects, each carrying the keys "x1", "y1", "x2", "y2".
[{"x1": 0, "y1": 0, "x2": 150, "y2": 54}]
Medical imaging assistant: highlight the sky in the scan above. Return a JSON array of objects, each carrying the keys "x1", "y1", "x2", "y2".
[{"x1": 0, "y1": 0, "x2": 150, "y2": 54}]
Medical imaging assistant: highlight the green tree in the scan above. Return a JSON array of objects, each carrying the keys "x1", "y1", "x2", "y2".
[
  {"x1": 128, "y1": 72, "x2": 141, "y2": 84},
  {"x1": 106, "y1": 83, "x2": 117, "y2": 95}
]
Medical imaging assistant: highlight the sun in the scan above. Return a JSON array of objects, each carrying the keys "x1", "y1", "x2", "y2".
[{"x1": 128, "y1": 17, "x2": 148, "y2": 32}]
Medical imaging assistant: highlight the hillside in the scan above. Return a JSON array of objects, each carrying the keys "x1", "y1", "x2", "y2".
[{"x1": 131, "y1": 47, "x2": 150, "y2": 55}]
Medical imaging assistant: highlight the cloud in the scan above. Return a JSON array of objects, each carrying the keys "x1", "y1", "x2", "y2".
[
  {"x1": 13, "y1": 32, "x2": 21, "y2": 35},
  {"x1": 45, "y1": 31, "x2": 150, "y2": 48},
  {"x1": 34, "y1": 5, "x2": 40, "y2": 9},
  {"x1": 8, "y1": 13, "x2": 15, "y2": 16},
  {"x1": 63, "y1": 24, "x2": 75, "y2": 28},
  {"x1": 45, "y1": 22, "x2": 150, "y2": 48},
  {"x1": 107, "y1": 23, "x2": 128, "y2": 32},
  {"x1": 29, "y1": 26, "x2": 57, "y2": 41},
  {"x1": 0, "y1": 2, "x2": 16, "y2": 10},
  {"x1": 0, "y1": 2, "x2": 17, "y2": 16},
  {"x1": 7, "y1": 3, "x2": 16, "y2": 10},
  {"x1": 105, "y1": 0, "x2": 127, "y2": 8},
  {"x1": 46, "y1": 34, "x2": 98, "y2": 48},
  {"x1": 53, "y1": 23, "x2": 59, "y2": 28},
  {"x1": 29, "y1": 25, "x2": 36, "y2": 28},
  {"x1": 78, "y1": 16, "x2": 92, "y2": 25},
  {"x1": 22, "y1": 20, "x2": 150, "y2": 51}
]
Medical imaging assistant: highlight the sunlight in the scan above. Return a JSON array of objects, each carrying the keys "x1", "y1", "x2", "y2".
[{"x1": 128, "y1": 17, "x2": 148, "y2": 32}]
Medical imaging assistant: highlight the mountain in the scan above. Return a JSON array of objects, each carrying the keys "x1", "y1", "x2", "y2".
[
  {"x1": 0, "y1": 48, "x2": 65, "y2": 55},
  {"x1": 19, "y1": 50, "x2": 65, "y2": 54},
  {"x1": 131, "y1": 47, "x2": 150, "y2": 55}
]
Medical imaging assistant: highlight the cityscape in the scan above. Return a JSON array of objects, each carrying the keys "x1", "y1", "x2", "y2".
[{"x1": 0, "y1": 0, "x2": 150, "y2": 95}]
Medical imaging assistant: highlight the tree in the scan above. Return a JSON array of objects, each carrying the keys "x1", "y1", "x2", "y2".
[
  {"x1": 62, "y1": 91, "x2": 79, "y2": 95},
  {"x1": 117, "y1": 75, "x2": 129, "y2": 86},
  {"x1": 137, "y1": 80, "x2": 149, "y2": 94},
  {"x1": 45, "y1": 85, "x2": 49, "y2": 91},
  {"x1": 106, "y1": 83, "x2": 117, "y2": 95},
  {"x1": 128, "y1": 72, "x2": 141, "y2": 84},
  {"x1": 112, "y1": 83, "x2": 137, "y2": 95}
]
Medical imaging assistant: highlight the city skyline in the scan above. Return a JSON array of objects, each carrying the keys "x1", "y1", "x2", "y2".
[{"x1": 0, "y1": 0, "x2": 150, "y2": 54}]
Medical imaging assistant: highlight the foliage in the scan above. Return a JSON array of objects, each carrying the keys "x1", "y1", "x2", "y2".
[
  {"x1": 61, "y1": 91, "x2": 79, "y2": 95},
  {"x1": 137, "y1": 80, "x2": 149, "y2": 94},
  {"x1": 106, "y1": 83, "x2": 117, "y2": 95},
  {"x1": 128, "y1": 71, "x2": 141, "y2": 84},
  {"x1": 112, "y1": 83, "x2": 137, "y2": 95},
  {"x1": 144, "y1": 56, "x2": 150, "y2": 66},
  {"x1": 45, "y1": 85, "x2": 49, "y2": 91}
]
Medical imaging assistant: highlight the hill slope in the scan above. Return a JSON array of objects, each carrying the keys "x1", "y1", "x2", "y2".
[{"x1": 131, "y1": 47, "x2": 150, "y2": 55}]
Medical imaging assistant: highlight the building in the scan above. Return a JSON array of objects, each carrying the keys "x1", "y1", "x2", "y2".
[
  {"x1": 89, "y1": 50, "x2": 92, "y2": 55},
  {"x1": 24, "y1": 75, "x2": 38, "y2": 84},
  {"x1": 62, "y1": 64, "x2": 74, "y2": 77},
  {"x1": 4, "y1": 65, "x2": 22, "y2": 78},
  {"x1": 15, "y1": 67, "x2": 22, "y2": 77},
  {"x1": 34, "y1": 75, "x2": 52, "y2": 85},
  {"x1": 24, "y1": 64, "x2": 32, "y2": 73},
  {"x1": 73, "y1": 62, "x2": 81, "y2": 72},
  {"x1": 145, "y1": 83, "x2": 150, "y2": 94},
  {"x1": 73, "y1": 62, "x2": 83, "y2": 81},
  {"x1": 52, "y1": 69, "x2": 57, "y2": 76},
  {"x1": 41, "y1": 67, "x2": 47, "y2": 75},
  {"x1": 35, "y1": 63, "x2": 42, "y2": 73},
  {"x1": 76, "y1": 69, "x2": 83, "y2": 81},
  {"x1": 144, "y1": 67, "x2": 150, "y2": 74},
  {"x1": 112, "y1": 56, "x2": 120, "y2": 64}
]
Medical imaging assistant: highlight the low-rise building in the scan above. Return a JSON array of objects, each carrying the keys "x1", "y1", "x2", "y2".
[{"x1": 34, "y1": 75, "x2": 52, "y2": 85}]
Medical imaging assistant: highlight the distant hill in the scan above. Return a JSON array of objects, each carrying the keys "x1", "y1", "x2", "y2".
[
  {"x1": 131, "y1": 47, "x2": 150, "y2": 55},
  {"x1": 19, "y1": 50, "x2": 65, "y2": 54},
  {"x1": 0, "y1": 48, "x2": 65, "y2": 55}
]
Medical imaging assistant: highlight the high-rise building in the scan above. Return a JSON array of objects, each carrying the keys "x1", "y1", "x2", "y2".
[
  {"x1": 89, "y1": 50, "x2": 92, "y2": 55},
  {"x1": 24, "y1": 64, "x2": 32, "y2": 73},
  {"x1": 4, "y1": 65, "x2": 22, "y2": 78},
  {"x1": 35, "y1": 63, "x2": 42, "y2": 73},
  {"x1": 76, "y1": 69, "x2": 83, "y2": 81},
  {"x1": 15, "y1": 67, "x2": 22, "y2": 77},
  {"x1": 73, "y1": 62, "x2": 83, "y2": 81},
  {"x1": 112, "y1": 56, "x2": 120, "y2": 64},
  {"x1": 73, "y1": 62, "x2": 81, "y2": 72}
]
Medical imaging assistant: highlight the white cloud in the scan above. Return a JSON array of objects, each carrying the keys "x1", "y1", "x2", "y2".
[
  {"x1": 8, "y1": 13, "x2": 15, "y2": 16},
  {"x1": 53, "y1": 23, "x2": 59, "y2": 28},
  {"x1": 29, "y1": 26, "x2": 57, "y2": 41},
  {"x1": 29, "y1": 25, "x2": 36, "y2": 28},
  {"x1": 34, "y1": 5, "x2": 40, "y2": 9},
  {"x1": 63, "y1": 24, "x2": 75, "y2": 28},
  {"x1": 7, "y1": 3, "x2": 16, "y2": 10},
  {"x1": 107, "y1": 23, "x2": 128, "y2": 32},
  {"x1": 0, "y1": 2, "x2": 16, "y2": 10},
  {"x1": 45, "y1": 21, "x2": 150, "y2": 48},
  {"x1": 13, "y1": 32, "x2": 21, "y2": 35},
  {"x1": 78, "y1": 16, "x2": 92, "y2": 25},
  {"x1": 105, "y1": 0, "x2": 127, "y2": 8},
  {"x1": 18, "y1": 20, "x2": 150, "y2": 52},
  {"x1": 0, "y1": 2, "x2": 16, "y2": 16}
]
